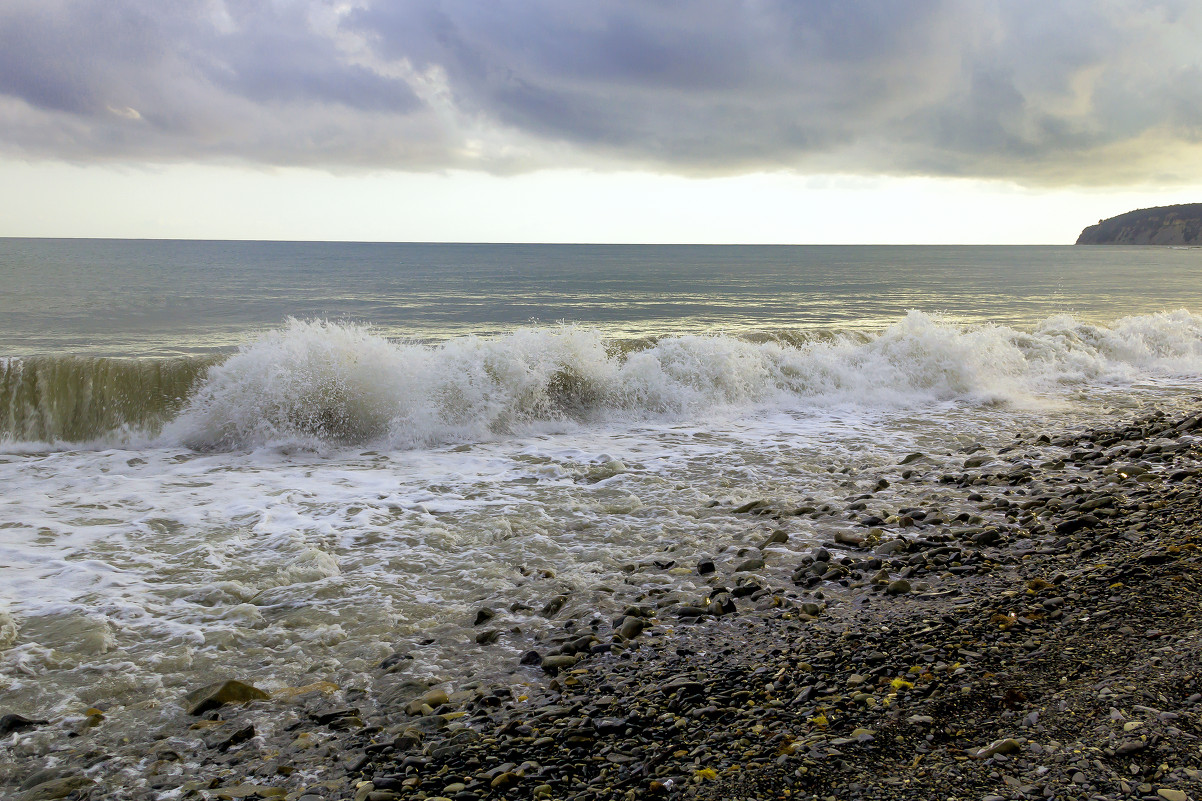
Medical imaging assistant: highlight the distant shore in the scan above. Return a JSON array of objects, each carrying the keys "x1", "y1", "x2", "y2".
[
  {"x1": 6, "y1": 406, "x2": 1202, "y2": 801},
  {"x1": 1076, "y1": 203, "x2": 1202, "y2": 245}
]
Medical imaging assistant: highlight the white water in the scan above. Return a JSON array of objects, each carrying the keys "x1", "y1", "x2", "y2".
[
  {"x1": 156, "y1": 310, "x2": 1202, "y2": 451},
  {"x1": 1, "y1": 310, "x2": 1201, "y2": 782}
]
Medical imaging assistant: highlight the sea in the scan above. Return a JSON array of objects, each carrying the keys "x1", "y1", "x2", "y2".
[{"x1": 2, "y1": 239, "x2": 1201, "y2": 763}]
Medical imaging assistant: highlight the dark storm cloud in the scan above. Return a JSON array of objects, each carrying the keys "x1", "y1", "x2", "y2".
[
  {"x1": 1, "y1": 0, "x2": 1199, "y2": 183},
  {"x1": 347, "y1": 1, "x2": 959, "y2": 158}
]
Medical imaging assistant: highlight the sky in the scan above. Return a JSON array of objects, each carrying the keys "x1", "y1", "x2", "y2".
[{"x1": 1, "y1": 0, "x2": 1200, "y2": 244}]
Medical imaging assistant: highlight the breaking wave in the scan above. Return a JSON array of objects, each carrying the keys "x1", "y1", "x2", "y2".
[
  {"x1": 4, "y1": 310, "x2": 1202, "y2": 449},
  {"x1": 0, "y1": 355, "x2": 213, "y2": 444}
]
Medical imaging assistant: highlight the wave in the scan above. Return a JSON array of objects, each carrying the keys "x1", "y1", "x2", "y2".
[
  {"x1": 0, "y1": 355, "x2": 213, "y2": 445},
  {"x1": 4, "y1": 311, "x2": 1202, "y2": 449}
]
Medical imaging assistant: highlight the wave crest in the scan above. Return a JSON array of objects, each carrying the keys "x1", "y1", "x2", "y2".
[{"x1": 165, "y1": 311, "x2": 1202, "y2": 450}]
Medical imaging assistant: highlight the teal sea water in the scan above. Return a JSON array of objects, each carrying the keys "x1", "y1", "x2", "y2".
[
  {"x1": 3, "y1": 240, "x2": 1202, "y2": 358},
  {"x1": 1, "y1": 239, "x2": 1201, "y2": 790}
]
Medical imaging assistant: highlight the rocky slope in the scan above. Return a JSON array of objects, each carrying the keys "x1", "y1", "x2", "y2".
[{"x1": 1077, "y1": 204, "x2": 1202, "y2": 245}]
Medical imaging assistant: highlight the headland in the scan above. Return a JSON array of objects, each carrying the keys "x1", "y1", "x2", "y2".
[{"x1": 1077, "y1": 204, "x2": 1202, "y2": 245}]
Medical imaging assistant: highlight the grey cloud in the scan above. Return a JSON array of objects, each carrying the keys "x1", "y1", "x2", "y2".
[
  {"x1": 194, "y1": 3, "x2": 419, "y2": 112},
  {"x1": 341, "y1": 0, "x2": 976, "y2": 169},
  {"x1": 0, "y1": 2, "x2": 161, "y2": 115},
  {"x1": 0, "y1": 0, "x2": 435, "y2": 166},
  {"x1": 0, "y1": 0, "x2": 1199, "y2": 184}
]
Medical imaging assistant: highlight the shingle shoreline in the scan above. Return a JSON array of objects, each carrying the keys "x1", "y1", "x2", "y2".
[{"x1": 347, "y1": 405, "x2": 1202, "y2": 801}]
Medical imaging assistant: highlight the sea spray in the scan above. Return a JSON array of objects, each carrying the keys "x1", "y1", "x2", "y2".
[
  {"x1": 168, "y1": 311, "x2": 1202, "y2": 450},
  {"x1": 166, "y1": 319, "x2": 409, "y2": 449}
]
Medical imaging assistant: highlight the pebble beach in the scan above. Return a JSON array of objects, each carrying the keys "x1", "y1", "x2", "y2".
[{"x1": 6, "y1": 404, "x2": 1202, "y2": 801}]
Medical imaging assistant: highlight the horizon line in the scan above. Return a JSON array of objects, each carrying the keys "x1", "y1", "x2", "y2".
[{"x1": 0, "y1": 235, "x2": 1082, "y2": 246}]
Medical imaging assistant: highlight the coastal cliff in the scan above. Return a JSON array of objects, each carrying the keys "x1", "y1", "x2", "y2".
[{"x1": 1076, "y1": 203, "x2": 1202, "y2": 245}]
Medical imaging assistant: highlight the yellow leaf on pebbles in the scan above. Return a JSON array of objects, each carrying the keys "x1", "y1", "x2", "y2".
[{"x1": 694, "y1": 768, "x2": 718, "y2": 780}]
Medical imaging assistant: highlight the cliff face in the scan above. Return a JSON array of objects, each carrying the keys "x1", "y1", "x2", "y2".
[{"x1": 1076, "y1": 203, "x2": 1202, "y2": 245}]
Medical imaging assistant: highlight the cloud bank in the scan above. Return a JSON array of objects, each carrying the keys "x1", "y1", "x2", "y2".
[{"x1": 1, "y1": 0, "x2": 1199, "y2": 184}]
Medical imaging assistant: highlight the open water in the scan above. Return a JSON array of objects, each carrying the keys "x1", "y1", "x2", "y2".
[{"x1": 2, "y1": 239, "x2": 1201, "y2": 770}]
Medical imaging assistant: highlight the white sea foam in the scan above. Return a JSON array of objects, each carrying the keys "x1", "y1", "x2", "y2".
[
  {"x1": 276, "y1": 548, "x2": 342, "y2": 585},
  {"x1": 0, "y1": 606, "x2": 18, "y2": 650},
  {"x1": 163, "y1": 311, "x2": 1202, "y2": 450}
]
